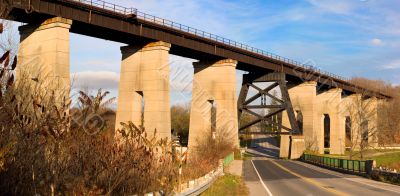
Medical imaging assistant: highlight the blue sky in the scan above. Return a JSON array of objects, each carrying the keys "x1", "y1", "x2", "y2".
[{"x1": 44, "y1": 0, "x2": 400, "y2": 104}]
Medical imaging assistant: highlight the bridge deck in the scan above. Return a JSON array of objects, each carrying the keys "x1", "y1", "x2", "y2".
[{"x1": 0, "y1": 0, "x2": 390, "y2": 98}]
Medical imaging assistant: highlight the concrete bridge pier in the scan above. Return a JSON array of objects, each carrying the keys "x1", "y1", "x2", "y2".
[
  {"x1": 280, "y1": 81, "x2": 317, "y2": 159},
  {"x1": 188, "y1": 59, "x2": 239, "y2": 151},
  {"x1": 340, "y1": 94, "x2": 379, "y2": 150},
  {"x1": 115, "y1": 41, "x2": 172, "y2": 139},
  {"x1": 18, "y1": 17, "x2": 72, "y2": 101},
  {"x1": 316, "y1": 88, "x2": 345, "y2": 155},
  {"x1": 280, "y1": 86, "x2": 350, "y2": 158},
  {"x1": 341, "y1": 94, "x2": 362, "y2": 149}
]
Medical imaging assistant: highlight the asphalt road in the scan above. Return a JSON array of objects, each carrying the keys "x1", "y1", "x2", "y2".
[{"x1": 243, "y1": 136, "x2": 400, "y2": 196}]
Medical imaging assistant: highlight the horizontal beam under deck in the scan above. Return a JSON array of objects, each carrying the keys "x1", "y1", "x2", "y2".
[
  {"x1": 239, "y1": 132, "x2": 302, "y2": 136},
  {"x1": 0, "y1": 0, "x2": 390, "y2": 99}
]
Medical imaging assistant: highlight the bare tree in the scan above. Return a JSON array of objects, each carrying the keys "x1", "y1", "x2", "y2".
[
  {"x1": 377, "y1": 88, "x2": 400, "y2": 146},
  {"x1": 345, "y1": 94, "x2": 379, "y2": 160},
  {"x1": 171, "y1": 103, "x2": 190, "y2": 145},
  {"x1": 342, "y1": 77, "x2": 400, "y2": 159}
]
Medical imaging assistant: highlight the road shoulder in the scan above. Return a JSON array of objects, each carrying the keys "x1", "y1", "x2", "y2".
[{"x1": 242, "y1": 158, "x2": 271, "y2": 196}]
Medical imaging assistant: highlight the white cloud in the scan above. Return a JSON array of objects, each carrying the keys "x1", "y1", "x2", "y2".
[
  {"x1": 306, "y1": 0, "x2": 356, "y2": 14},
  {"x1": 75, "y1": 59, "x2": 120, "y2": 67},
  {"x1": 71, "y1": 71, "x2": 120, "y2": 90},
  {"x1": 370, "y1": 38, "x2": 383, "y2": 46},
  {"x1": 382, "y1": 60, "x2": 400, "y2": 70}
]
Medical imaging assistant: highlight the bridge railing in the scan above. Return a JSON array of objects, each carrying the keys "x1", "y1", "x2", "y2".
[
  {"x1": 302, "y1": 153, "x2": 374, "y2": 175},
  {"x1": 70, "y1": 0, "x2": 137, "y2": 15},
  {"x1": 62, "y1": 0, "x2": 352, "y2": 82}
]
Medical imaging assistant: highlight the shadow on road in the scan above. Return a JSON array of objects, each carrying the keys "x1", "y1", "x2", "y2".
[
  {"x1": 243, "y1": 135, "x2": 345, "y2": 181},
  {"x1": 245, "y1": 135, "x2": 279, "y2": 159}
]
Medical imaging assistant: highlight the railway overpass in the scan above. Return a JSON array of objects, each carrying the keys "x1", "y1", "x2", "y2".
[{"x1": 0, "y1": 0, "x2": 390, "y2": 159}]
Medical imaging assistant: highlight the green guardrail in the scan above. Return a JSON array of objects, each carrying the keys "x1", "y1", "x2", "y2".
[
  {"x1": 223, "y1": 152, "x2": 234, "y2": 167},
  {"x1": 302, "y1": 154, "x2": 374, "y2": 175}
]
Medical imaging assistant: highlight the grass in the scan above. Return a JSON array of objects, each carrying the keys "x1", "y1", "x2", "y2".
[
  {"x1": 373, "y1": 152, "x2": 400, "y2": 170},
  {"x1": 234, "y1": 149, "x2": 242, "y2": 160},
  {"x1": 201, "y1": 174, "x2": 249, "y2": 196},
  {"x1": 233, "y1": 149, "x2": 253, "y2": 161},
  {"x1": 242, "y1": 152, "x2": 253, "y2": 161}
]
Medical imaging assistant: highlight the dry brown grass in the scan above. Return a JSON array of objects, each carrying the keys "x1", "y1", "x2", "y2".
[
  {"x1": 0, "y1": 51, "x2": 178, "y2": 195},
  {"x1": 182, "y1": 129, "x2": 234, "y2": 181}
]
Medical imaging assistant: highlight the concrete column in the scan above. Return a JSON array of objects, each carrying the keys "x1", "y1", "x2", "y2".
[
  {"x1": 316, "y1": 88, "x2": 345, "y2": 155},
  {"x1": 115, "y1": 46, "x2": 144, "y2": 131},
  {"x1": 340, "y1": 94, "x2": 379, "y2": 150},
  {"x1": 188, "y1": 59, "x2": 238, "y2": 151},
  {"x1": 340, "y1": 94, "x2": 362, "y2": 150},
  {"x1": 280, "y1": 81, "x2": 317, "y2": 158},
  {"x1": 18, "y1": 17, "x2": 72, "y2": 101},
  {"x1": 364, "y1": 97, "x2": 379, "y2": 148},
  {"x1": 115, "y1": 41, "x2": 171, "y2": 139}
]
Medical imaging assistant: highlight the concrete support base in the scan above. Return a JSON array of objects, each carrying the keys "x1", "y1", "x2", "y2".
[
  {"x1": 18, "y1": 17, "x2": 72, "y2": 102},
  {"x1": 188, "y1": 59, "x2": 238, "y2": 151},
  {"x1": 115, "y1": 41, "x2": 171, "y2": 139},
  {"x1": 290, "y1": 135, "x2": 306, "y2": 159},
  {"x1": 279, "y1": 135, "x2": 305, "y2": 159},
  {"x1": 279, "y1": 135, "x2": 290, "y2": 158}
]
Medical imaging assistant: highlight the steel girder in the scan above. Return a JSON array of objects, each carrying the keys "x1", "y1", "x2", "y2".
[{"x1": 238, "y1": 72, "x2": 300, "y2": 135}]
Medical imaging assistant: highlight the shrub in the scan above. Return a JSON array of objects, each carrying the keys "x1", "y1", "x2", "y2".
[{"x1": 171, "y1": 104, "x2": 190, "y2": 146}]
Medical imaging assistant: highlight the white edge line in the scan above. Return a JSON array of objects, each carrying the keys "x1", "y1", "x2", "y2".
[
  {"x1": 294, "y1": 161, "x2": 400, "y2": 194},
  {"x1": 251, "y1": 160, "x2": 274, "y2": 196}
]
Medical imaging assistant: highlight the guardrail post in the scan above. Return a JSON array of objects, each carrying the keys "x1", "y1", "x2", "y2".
[{"x1": 365, "y1": 160, "x2": 374, "y2": 175}]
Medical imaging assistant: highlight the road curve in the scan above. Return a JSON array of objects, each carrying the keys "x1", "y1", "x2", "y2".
[{"x1": 245, "y1": 158, "x2": 400, "y2": 196}]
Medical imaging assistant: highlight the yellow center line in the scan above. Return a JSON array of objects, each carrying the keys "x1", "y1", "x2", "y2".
[{"x1": 270, "y1": 160, "x2": 349, "y2": 196}]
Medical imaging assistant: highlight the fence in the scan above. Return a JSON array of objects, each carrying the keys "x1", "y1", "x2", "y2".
[
  {"x1": 302, "y1": 154, "x2": 374, "y2": 175},
  {"x1": 223, "y1": 152, "x2": 234, "y2": 167}
]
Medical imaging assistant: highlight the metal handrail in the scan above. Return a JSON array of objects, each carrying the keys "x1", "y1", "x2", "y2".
[{"x1": 69, "y1": 0, "x2": 351, "y2": 82}]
